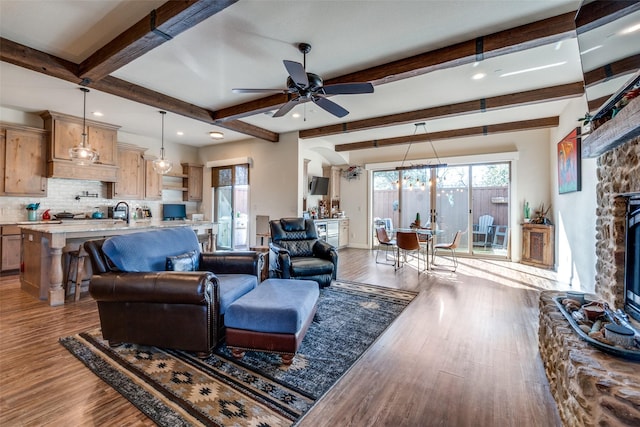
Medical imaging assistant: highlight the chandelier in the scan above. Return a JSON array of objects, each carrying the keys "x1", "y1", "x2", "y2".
[{"x1": 394, "y1": 122, "x2": 446, "y2": 190}]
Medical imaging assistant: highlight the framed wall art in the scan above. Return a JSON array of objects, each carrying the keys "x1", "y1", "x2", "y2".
[{"x1": 557, "y1": 127, "x2": 582, "y2": 194}]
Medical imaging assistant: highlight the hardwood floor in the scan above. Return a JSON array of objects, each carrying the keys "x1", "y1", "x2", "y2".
[{"x1": 0, "y1": 249, "x2": 567, "y2": 426}]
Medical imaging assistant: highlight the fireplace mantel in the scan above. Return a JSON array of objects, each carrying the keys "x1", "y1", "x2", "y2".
[{"x1": 582, "y1": 95, "x2": 640, "y2": 159}]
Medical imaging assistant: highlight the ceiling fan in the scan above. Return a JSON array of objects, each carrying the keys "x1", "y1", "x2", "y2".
[{"x1": 232, "y1": 43, "x2": 374, "y2": 118}]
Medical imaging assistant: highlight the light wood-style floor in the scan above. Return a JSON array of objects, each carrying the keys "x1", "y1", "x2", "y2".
[{"x1": 0, "y1": 249, "x2": 568, "y2": 426}]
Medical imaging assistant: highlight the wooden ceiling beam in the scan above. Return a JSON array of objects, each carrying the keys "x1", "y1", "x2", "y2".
[
  {"x1": 213, "y1": 12, "x2": 576, "y2": 121},
  {"x1": 301, "y1": 82, "x2": 583, "y2": 139},
  {"x1": 583, "y1": 54, "x2": 640, "y2": 87},
  {"x1": 334, "y1": 117, "x2": 559, "y2": 152},
  {"x1": 79, "y1": 0, "x2": 238, "y2": 82},
  {"x1": 0, "y1": 36, "x2": 278, "y2": 142}
]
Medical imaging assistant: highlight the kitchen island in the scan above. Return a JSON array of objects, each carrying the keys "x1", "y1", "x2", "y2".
[{"x1": 19, "y1": 219, "x2": 217, "y2": 306}]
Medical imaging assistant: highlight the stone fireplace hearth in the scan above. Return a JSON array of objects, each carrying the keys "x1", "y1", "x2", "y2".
[{"x1": 538, "y1": 97, "x2": 640, "y2": 426}]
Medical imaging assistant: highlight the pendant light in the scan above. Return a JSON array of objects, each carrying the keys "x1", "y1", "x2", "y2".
[
  {"x1": 69, "y1": 87, "x2": 99, "y2": 165},
  {"x1": 393, "y1": 122, "x2": 447, "y2": 190},
  {"x1": 152, "y1": 111, "x2": 173, "y2": 174}
]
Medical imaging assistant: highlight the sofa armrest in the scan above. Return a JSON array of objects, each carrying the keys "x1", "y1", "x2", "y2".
[
  {"x1": 199, "y1": 251, "x2": 262, "y2": 278},
  {"x1": 313, "y1": 239, "x2": 337, "y2": 259},
  {"x1": 89, "y1": 271, "x2": 218, "y2": 304}
]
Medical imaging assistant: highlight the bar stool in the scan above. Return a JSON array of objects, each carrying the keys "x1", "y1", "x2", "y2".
[{"x1": 62, "y1": 244, "x2": 88, "y2": 301}]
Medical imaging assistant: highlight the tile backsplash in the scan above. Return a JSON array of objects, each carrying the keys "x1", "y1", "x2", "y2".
[{"x1": 0, "y1": 178, "x2": 197, "y2": 222}]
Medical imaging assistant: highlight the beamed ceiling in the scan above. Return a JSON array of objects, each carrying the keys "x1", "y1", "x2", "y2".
[{"x1": 0, "y1": 0, "x2": 639, "y2": 154}]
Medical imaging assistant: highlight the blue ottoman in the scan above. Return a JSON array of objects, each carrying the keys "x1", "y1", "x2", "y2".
[{"x1": 224, "y1": 278, "x2": 320, "y2": 365}]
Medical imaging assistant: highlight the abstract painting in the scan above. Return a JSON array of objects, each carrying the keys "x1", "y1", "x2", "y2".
[{"x1": 557, "y1": 127, "x2": 581, "y2": 194}]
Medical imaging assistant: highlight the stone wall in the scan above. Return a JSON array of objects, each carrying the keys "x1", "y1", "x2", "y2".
[
  {"x1": 539, "y1": 291, "x2": 640, "y2": 426},
  {"x1": 594, "y1": 136, "x2": 640, "y2": 308}
]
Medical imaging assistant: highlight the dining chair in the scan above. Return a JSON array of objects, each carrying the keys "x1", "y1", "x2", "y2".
[
  {"x1": 395, "y1": 231, "x2": 428, "y2": 274},
  {"x1": 432, "y1": 230, "x2": 462, "y2": 272},
  {"x1": 375, "y1": 226, "x2": 397, "y2": 265}
]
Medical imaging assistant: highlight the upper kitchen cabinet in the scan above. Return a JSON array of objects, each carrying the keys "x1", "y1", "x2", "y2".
[
  {"x1": 0, "y1": 123, "x2": 48, "y2": 197},
  {"x1": 182, "y1": 163, "x2": 203, "y2": 202},
  {"x1": 40, "y1": 111, "x2": 119, "y2": 182},
  {"x1": 323, "y1": 165, "x2": 341, "y2": 202},
  {"x1": 144, "y1": 156, "x2": 163, "y2": 201},
  {"x1": 107, "y1": 144, "x2": 145, "y2": 199}
]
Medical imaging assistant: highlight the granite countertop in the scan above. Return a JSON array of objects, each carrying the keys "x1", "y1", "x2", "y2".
[{"x1": 17, "y1": 219, "x2": 216, "y2": 234}]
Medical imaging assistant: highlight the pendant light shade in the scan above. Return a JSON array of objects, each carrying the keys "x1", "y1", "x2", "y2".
[
  {"x1": 152, "y1": 111, "x2": 173, "y2": 174},
  {"x1": 69, "y1": 88, "x2": 99, "y2": 165}
]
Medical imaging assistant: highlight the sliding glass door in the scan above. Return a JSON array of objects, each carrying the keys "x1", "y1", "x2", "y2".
[{"x1": 372, "y1": 161, "x2": 511, "y2": 259}]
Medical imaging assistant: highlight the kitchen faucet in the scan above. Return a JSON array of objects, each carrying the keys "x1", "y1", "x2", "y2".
[{"x1": 114, "y1": 201, "x2": 130, "y2": 224}]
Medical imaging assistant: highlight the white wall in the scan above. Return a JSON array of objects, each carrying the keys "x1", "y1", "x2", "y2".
[
  {"x1": 198, "y1": 131, "x2": 300, "y2": 247},
  {"x1": 550, "y1": 97, "x2": 597, "y2": 292}
]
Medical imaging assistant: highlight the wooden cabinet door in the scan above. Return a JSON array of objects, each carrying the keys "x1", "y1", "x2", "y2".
[
  {"x1": 1, "y1": 234, "x2": 21, "y2": 271},
  {"x1": 144, "y1": 158, "x2": 163, "y2": 200},
  {"x1": 4, "y1": 128, "x2": 47, "y2": 196},
  {"x1": 88, "y1": 125, "x2": 116, "y2": 165},
  {"x1": 109, "y1": 147, "x2": 144, "y2": 199},
  {"x1": 331, "y1": 167, "x2": 341, "y2": 200},
  {"x1": 183, "y1": 164, "x2": 203, "y2": 202},
  {"x1": 52, "y1": 119, "x2": 82, "y2": 160},
  {"x1": 0, "y1": 129, "x2": 5, "y2": 194}
]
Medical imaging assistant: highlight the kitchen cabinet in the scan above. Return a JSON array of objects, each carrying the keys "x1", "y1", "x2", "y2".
[
  {"x1": 323, "y1": 165, "x2": 342, "y2": 214},
  {"x1": 522, "y1": 223, "x2": 554, "y2": 269},
  {"x1": 107, "y1": 144, "x2": 145, "y2": 199},
  {"x1": 0, "y1": 123, "x2": 48, "y2": 197},
  {"x1": 339, "y1": 219, "x2": 349, "y2": 248},
  {"x1": 144, "y1": 157, "x2": 163, "y2": 200},
  {"x1": 40, "y1": 111, "x2": 119, "y2": 182},
  {"x1": 1, "y1": 225, "x2": 21, "y2": 272},
  {"x1": 182, "y1": 163, "x2": 203, "y2": 202}
]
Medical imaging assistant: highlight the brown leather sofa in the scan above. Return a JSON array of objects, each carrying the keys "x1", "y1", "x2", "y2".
[{"x1": 84, "y1": 228, "x2": 262, "y2": 358}]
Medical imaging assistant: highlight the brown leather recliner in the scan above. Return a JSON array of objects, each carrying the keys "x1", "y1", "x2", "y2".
[{"x1": 84, "y1": 233, "x2": 262, "y2": 358}]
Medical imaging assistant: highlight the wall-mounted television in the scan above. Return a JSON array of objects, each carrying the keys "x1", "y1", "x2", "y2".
[
  {"x1": 575, "y1": 1, "x2": 640, "y2": 120},
  {"x1": 309, "y1": 176, "x2": 329, "y2": 195},
  {"x1": 162, "y1": 203, "x2": 186, "y2": 220}
]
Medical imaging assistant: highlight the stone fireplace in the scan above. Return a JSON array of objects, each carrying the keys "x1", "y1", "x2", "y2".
[{"x1": 538, "y1": 97, "x2": 640, "y2": 426}]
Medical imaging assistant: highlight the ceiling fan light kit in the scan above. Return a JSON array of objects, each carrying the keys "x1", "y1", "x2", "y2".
[
  {"x1": 152, "y1": 111, "x2": 173, "y2": 175},
  {"x1": 69, "y1": 87, "x2": 100, "y2": 166},
  {"x1": 232, "y1": 42, "x2": 374, "y2": 118}
]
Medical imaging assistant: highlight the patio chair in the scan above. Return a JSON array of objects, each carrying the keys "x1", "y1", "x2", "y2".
[
  {"x1": 492, "y1": 225, "x2": 508, "y2": 249},
  {"x1": 395, "y1": 231, "x2": 428, "y2": 275},
  {"x1": 432, "y1": 230, "x2": 463, "y2": 272},
  {"x1": 375, "y1": 226, "x2": 396, "y2": 265},
  {"x1": 472, "y1": 215, "x2": 494, "y2": 247}
]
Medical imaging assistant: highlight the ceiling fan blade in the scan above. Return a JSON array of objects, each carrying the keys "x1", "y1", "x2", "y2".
[
  {"x1": 272, "y1": 98, "x2": 300, "y2": 118},
  {"x1": 322, "y1": 82, "x2": 374, "y2": 95},
  {"x1": 312, "y1": 96, "x2": 349, "y2": 118},
  {"x1": 232, "y1": 88, "x2": 287, "y2": 94},
  {"x1": 283, "y1": 60, "x2": 309, "y2": 88}
]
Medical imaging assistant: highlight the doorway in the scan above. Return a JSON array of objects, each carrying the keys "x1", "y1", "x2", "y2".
[{"x1": 212, "y1": 164, "x2": 250, "y2": 250}]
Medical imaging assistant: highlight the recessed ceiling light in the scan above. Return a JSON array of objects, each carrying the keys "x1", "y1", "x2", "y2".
[
  {"x1": 92, "y1": 111, "x2": 103, "y2": 117},
  {"x1": 176, "y1": 131, "x2": 184, "y2": 136},
  {"x1": 499, "y1": 61, "x2": 566, "y2": 77},
  {"x1": 209, "y1": 131, "x2": 224, "y2": 139},
  {"x1": 292, "y1": 112, "x2": 301, "y2": 118},
  {"x1": 472, "y1": 72, "x2": 486, "y2": 80}
]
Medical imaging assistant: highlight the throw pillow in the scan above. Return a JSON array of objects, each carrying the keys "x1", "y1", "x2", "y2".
[{"x1": 166, "y1": 250, "x2": 199, "y2": 271}]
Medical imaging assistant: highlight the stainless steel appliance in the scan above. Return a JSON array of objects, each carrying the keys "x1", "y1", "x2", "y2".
[{"x1": 327, "y1": 221, "x2": 339, "y2": 248}]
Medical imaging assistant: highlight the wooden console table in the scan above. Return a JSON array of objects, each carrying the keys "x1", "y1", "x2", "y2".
[{"x1": 521, "y1": 223, "x2": 554, "y2": 269}]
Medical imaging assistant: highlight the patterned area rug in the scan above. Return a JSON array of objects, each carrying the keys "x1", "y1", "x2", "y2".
[{"x1": 60, "y1": 281, "x2": 416, "y2": 426}]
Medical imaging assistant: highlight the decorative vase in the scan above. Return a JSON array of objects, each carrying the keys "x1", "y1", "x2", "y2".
[{"x1": 27, "y1": 210, "x2": 37, "y2": 221}]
